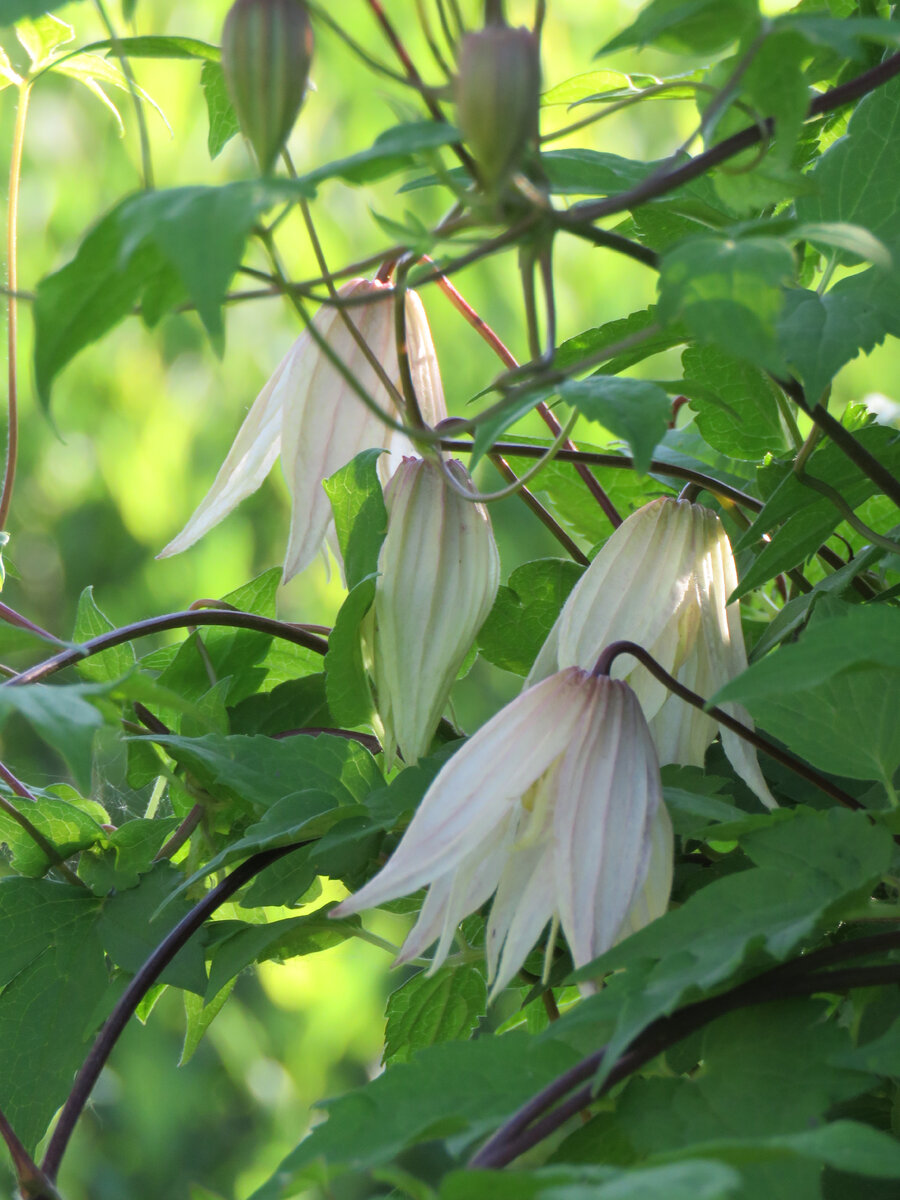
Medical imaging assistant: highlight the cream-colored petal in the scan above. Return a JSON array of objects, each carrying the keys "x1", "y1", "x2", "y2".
[
  {"x1": 404, "y1": 290, "x2": 448, "y2": 427},
  {"x1": 614, "y1": 801, "x2": 674, "y2": 941},
  {"x1": 374, "y1": 458, "x2": 500, "y2": 765},
  {"x1": 334, "y1": 668, "x2": 592, "y2": 913},
  {"x1": 528, "y1": 499, "x2": 699, "y2": 697},
  {"x1": 486, "y1": 839, "x2": 557, "y2": 997},
  {"x1": 281, "y1": 279, "x2": 398, "y2": 581},
  {"x1": 554, "y1": 678, "x2": 661, "y2": 967},
  {"x1": 157, "y1": 339, "x2": 294, "y2": 557},
  {"x1": 396, "y1": 814, "x2": 516, "y2": 970}
]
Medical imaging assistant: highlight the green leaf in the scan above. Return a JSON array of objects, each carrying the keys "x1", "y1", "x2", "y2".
[
  {"x1": 658, "y1": 236, "x2": 794, "y2": 372},
  {"x1": 181, "y1": 979, "x2": 235, "y2": 1065},
  {"x1": 169, "y1": 789, "x2": 357, "y2": 898},
  {"x1": 559, "y1": 376, "x2": 672, "y2": 473},
  {"x1": 73, "y1": 585, "x2": 134, "y2": 682},
  {"x1": 300, "y1": 121, "x2": 460, "y2": 190},
  {"x1": 0, "y1": 893, "x2": 109, "y2": 1153},
  {"x1": 777, "y1": 284, "x2": 895, "y2": 402},
  {"x1": 16, "y1": 13, "x2": 72, "y2": 66},
  {"x1": 540, "y1": 148, "x2": 662, "y2": 195},
  {"x1": 733, "y1": 423, "x2": 900, "y2": 593},
  {"x1": 33, "y1": 182, "x2": 311, "y2": 403},
  {"x1": 0, "y1": 682, "x2": 105, "y2": 792},
  {"x1": 543, "y1": 69, "x2": 652, "y2": 105},
  {"x1": 564, "y1": 809, "x2": 892, "y2": 1082},
  {"x1": 147, "y1": 730, "x2": 382, "y2": 812},
  {"x1": 99, "y1": 862, "x2": 209, "y2": 994},
  {"x1": 83, "y1": 34, "x2": 220, "y2": 61},
  {"x1": 651, "y1": 1121, "x2": 900, "y2": 1179},
  {"x1": 206, "y1": 909, "x2": 361, "y2": 1000},
  {"x1": 325, "y1": 576, "x2": 377, "y2": 729},
  {"x1": 201, "y1": 60, "x2": 239, "y2": 159},
  {"x1": 834, "y1": 1016, "x2": 900, "y2": 1078},
  {"x1": 152, "y1": 569, "x2": 300, "y2": 711},
  {"x1": 0, "y1": 877, "x2": 100, "y2": 988},
  {"x1": 324, "y1": 449, "x2": 388, "y2": 591},
  {"x1": 478, "y1": 558, "x2": 584, "y2": 676},
  {"x1": 0, "y1": 790, "x2": 105, "y2": 876},
  {"x1": 711, "y1": 606, "x2": 900, "y2": 782},
  {"x1": 797, "y1": 75, "x2": 900, "y2": 251},
  {"x1": 439, "y1": 1163, "x2": 740, "y2": 1200},
  {"x1": 78, "y1": 817, "x2": 180, "y2": 894},
  {"x1": 554, "y1": 306, "x2": 688, "y2": 377},
  {"x1": 0, "y1": 0, "x2": 84, "y2": 19},
  {"x1": 248, "y1": 1033, "x2": 581, "y2": 1198},
  {"x1": 681, "y1": 344, "x2": 788, "y2": 460},
  {"x1": 779, "y1": 14, "x2": 900, "y2": 59},
  {"x1": 384, "y1": 965, "x2": 487, "y2": 1065},
  {"x1": 565, "y1": 1002, "x2": 869, "y2": 1198},
  {"x1": 600, "y1": 0, "x2": 760, "y2": 56},
  {"x1": 228, "y1": 673, "x2": 332, "y2": 735}
]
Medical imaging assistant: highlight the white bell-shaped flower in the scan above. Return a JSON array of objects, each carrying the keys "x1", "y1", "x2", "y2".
[
  {"x1": 334, "y1": 668, "x2": 669, "y2": 998},
  {"x1": 370, "y1": 456, "x2": 500, "y2": 766},
  {"x1": 158, "y1": 281, "x2": 446, "y2": 581},
  {"x1": 528, "y1": 497, "x2": 775, "y2": 808}
]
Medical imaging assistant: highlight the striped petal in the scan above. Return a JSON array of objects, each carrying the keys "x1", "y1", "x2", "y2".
[
  {"x1": 281, "y1": 279, "x2": 397, "y2": 581},
  {"x1": 333, "y1": 668, "x2": 592, "y2": 914},
  {"x1": 157, "y1": 339, "x2": 292, "y2": 557}
]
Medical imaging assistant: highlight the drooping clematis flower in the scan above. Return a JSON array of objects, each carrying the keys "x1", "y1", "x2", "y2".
[
  {"x1": 368, "y1": 456, "x2": 500, "y2": 767},
  {"x1": 158, "y1": 280, "x2": 447, "y2": 581},
  {"x1": 333, "y1": 667, "x2": 669, "y2": 998},
  {"x1": 528, "y1": 496, "x2": 776, "y2": 808}
]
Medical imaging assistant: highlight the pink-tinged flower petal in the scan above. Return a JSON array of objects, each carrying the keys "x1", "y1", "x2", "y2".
[
  {"x1": 614, "y1": 801, "x2": 674, "y2": 942},
  {"x1": 530, "y1": 498, "x2": 699, "y2": 719},
  {"x1": 157, "y1": 340, "x2": 293, "y2": 557},
  {"x1": 486, "y1": 838, "x2": 557, "y2": 997},
  {"x1": 373, "y1": 457, "x2": 500, "y2": 765},
  {"x1": 554, "y1": 678, "x2": 661, "y2": 967},
  {"x1": 281, "y1": 279, "x2": 397, "y2": 580},
  {"x1": 333, "y1": 668, "x2": 592, "y2": 914},
  {"x1": 404, "y1": 290, "x2": 448, "y2": 428},
  {"x1": 394, "y1": 814, "x2": 516, "y2": 970}
]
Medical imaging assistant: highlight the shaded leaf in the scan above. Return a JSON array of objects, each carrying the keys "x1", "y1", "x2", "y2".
[
  {"x1": 478, "y1": 558, "x2": 584, "y2": 676},
  {"x1": 559, "y1": 376, "x2": 672, "y2": 473},
  {"x1": 324, "y1": 449, "x2": 388, "y2": 591},
  {"x1": 324, "y1": 577, "x2": 376, "y2": 729},
  {"x1": 681, "y1": 344, "x2": 787, "y2": 460},
  {"x1": 658, "y1": 236, "x2": 794, "y2": 372},
  {"x1": 384, "y1": 965, "x2": 487, "y2": 1065},
  {"x1": 201, "y1": 60, "x2": 239, "y2": 159},
  {"x1": 600, "y1": 0, "x2": 760, "y2": 56},
  {"x1": 564, "y1": 810, "x2": 892, "y2": 1082},
  {"x1": 712, "y1": 606, "x2": 900, "y2": 782},
  {"x1": 73, "y1": 585, "x2": 134, "y2": 682},
  {"x1": 99, "y1": 862, "x2": 209, "y2": 994},
  {"x1": 249, "y1": 1033, "x2": 581, "y2": 1198}
]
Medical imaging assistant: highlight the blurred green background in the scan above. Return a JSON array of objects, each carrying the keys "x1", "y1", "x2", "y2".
[{"x1": 0, "y1": 0, "x2": 897, "y2": 1196}]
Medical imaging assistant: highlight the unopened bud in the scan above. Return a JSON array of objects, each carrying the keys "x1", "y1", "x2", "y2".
[
  {"x1": 372, "y1": 458, "x2": 500, "y2": 766},
  {"x1": 222, "y1": 0, "x2": 313, "y2": 174},
  {"x1": 455, "y1": 24, "x2": 540, "y2": 190}
]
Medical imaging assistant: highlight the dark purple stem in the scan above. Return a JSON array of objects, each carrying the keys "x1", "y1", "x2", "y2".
[
  {"x1": 4, "y1": 609, "x2": 328, "y2": 688},
  {"x1": 41, "y1": 843, "x2": 306, "y2": 1183},
  {"x1": 471, "y1": 929, "x2": 900, "y2": 1169},
  {"x1": 778, "y1": 377, "x2": 900, "y2": 510},
  {"x1": 439, "y1": 438, "x2": 762, "y2": 512},
  {"x1": 562, "y1": 52, "x2": 900, "y2": 227},
  {"x1": 592, "y1": 639, "x2": 862, "y2": 811}
]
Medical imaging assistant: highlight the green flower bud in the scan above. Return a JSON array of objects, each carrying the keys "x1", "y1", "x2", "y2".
[
  {"x1": 455, "y1": 24, "x2": 540, "y2": 190},
  {"x1": 221, "y1": 0, "x2": 313, "y2": 174}
]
